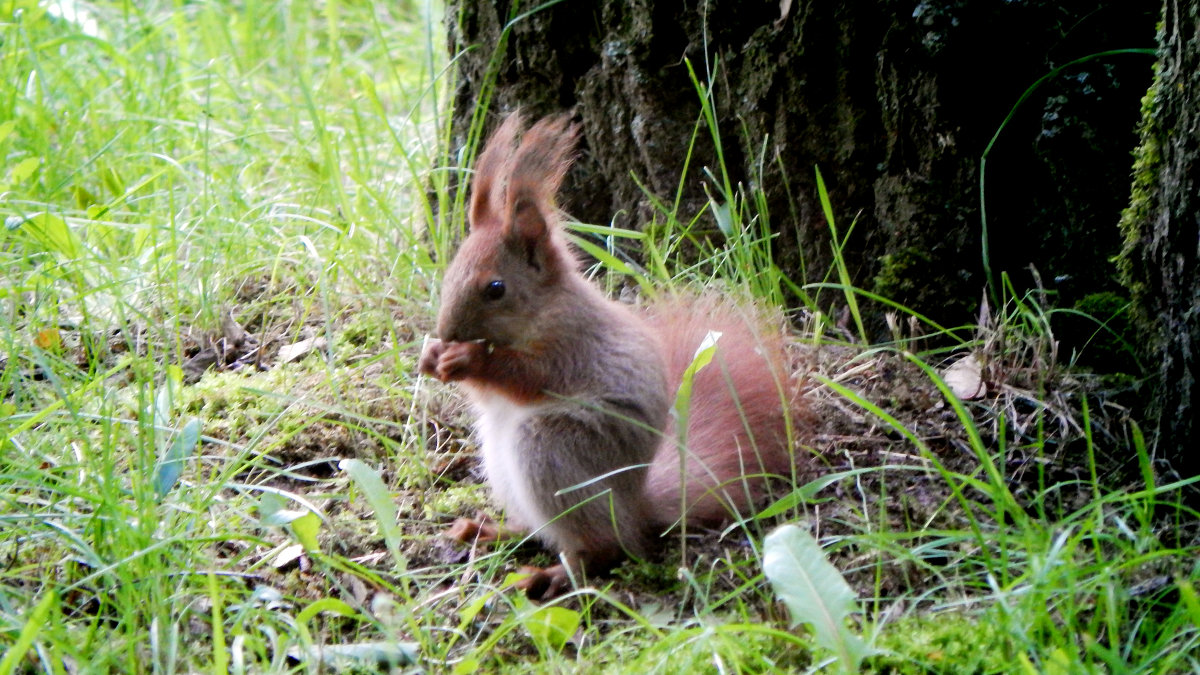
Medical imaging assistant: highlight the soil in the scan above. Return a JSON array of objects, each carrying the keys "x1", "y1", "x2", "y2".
[{"x1": 188, "y1": 303, "x2": 1155, "y2": 627}]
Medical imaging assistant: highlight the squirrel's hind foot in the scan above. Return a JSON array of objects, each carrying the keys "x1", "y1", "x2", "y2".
[
  {"x1": 515, "y1": 564, "x2": 572, "y2": 601},
  {"x1": 443, "y1": 512, "x2": 514, "y2": 544}
]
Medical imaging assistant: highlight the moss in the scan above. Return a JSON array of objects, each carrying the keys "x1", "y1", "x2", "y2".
[
  {"x1": 422, "y1": 484, "x2": 490, "y2": 520},
  {"x1": 183, "y1": 367, "x2": 305, "y2": 439},
  {"x1": 1056, "y1": 291, "x2": 1140, "y2": 374},
  {"x1": 596, "y1": 624, "x2": 813, "y2": 674},
  {"x1": 872, "y1": 246, "x2": 934, "y2": 306},
  {"x1": 611, "y1": 556, "x2": 682, "y2": 593},
  {"x1": 336, "y1": 306, "x2": 393, "y2": 352},
  {"x1": 1073, "y1": 290, "x2": 1128, "y2": 321},
  {"x1": 1115, "y1": 71, "x2": 1161, "y2": 308},
  {"x1": 870, "y1": 612, "x2": 1013, "y2": 674}
]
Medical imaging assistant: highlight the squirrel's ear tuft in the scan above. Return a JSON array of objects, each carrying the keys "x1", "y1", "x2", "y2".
[
  {"x1": 507, "y1": 114, "x2": 578, "y2": 214},
  {"x1": 469, "y1": 112, "x2": 525, "y2": 231},
  {"x1": 492, "y1": 112, "x2": 579, "y2": 274},
  {"x1": 468, "y1": 111, "x2": 579, "y2": 273}
]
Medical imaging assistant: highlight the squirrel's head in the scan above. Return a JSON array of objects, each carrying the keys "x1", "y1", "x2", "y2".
[{"x1": 436, "y1": 112, "x2": 580, "y2": 348}]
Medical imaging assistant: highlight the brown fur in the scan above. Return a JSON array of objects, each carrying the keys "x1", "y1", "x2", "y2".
[
  {"x1": 643, "y1": 296, "x2": 796, "y2": 529},
  {"x1": 420, "y1": 112, "x2": 800, "y2": 598}
]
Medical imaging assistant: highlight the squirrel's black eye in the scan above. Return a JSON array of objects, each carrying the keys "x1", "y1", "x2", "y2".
[{"x1": 483, "y1": 279, "x2": 506, "y2": 301}]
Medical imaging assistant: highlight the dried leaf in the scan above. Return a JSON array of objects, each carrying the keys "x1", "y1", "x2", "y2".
[
  {"x1": 777, "y1": 0, "x2": 793, "y2": 27},
  {"x1": 977, "y1": 293, "x2": 992, "y2": 328},
  {"x1": 942, "y1": 354, "x2": 986, "y2": 401},
  {"x1": 220, "y1": 309, "x2": 248, "y2": 346},
  {"x1": 276, "y1": 336, "x2": 327, "y2": 365},
  {"x1": 182, "y1": 348, "x2": 218, "y2": 383},
  {"x1": 272, "y1": 543, "x2": 305, "y2": 570}
]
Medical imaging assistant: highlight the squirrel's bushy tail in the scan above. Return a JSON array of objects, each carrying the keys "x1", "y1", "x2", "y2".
[{"x1": 642, "y1": 296, "x2": 801, "y2": 528}]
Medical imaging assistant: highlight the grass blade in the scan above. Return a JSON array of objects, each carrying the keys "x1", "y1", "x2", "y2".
[{"x1": 0, "y1": 589, "x2": 57, "y2": 675}]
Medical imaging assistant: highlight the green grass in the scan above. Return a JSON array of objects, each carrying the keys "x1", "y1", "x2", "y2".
[{"x1": 2, "y1": 1, "x2": 1198, "y2": 673}]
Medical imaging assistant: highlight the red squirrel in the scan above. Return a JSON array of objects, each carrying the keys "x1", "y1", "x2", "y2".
[{"x1": 419, "y1": 113, "x2": 798, "y2": 599}]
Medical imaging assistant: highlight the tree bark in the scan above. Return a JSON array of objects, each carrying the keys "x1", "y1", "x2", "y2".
[
  {"x1": 444, "y1": 1, "x2": 1155, "y2": 329},
  {"x1": 1120, "y1": 0, "x2": 1200, "y2": 481}
]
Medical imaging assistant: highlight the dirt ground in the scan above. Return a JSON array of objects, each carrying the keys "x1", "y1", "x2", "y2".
[{"x1": 177, "y1": 298, "x2": 1166, "y2": 623}]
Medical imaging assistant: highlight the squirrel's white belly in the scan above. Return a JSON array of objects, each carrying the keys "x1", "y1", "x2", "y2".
[{"x1": 470, "y1": 392, "x2": 548, "y2": 532}]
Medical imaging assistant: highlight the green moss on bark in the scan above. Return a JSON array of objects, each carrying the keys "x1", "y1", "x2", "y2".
[
  {"x1": 872, "y1": 246, "x2": 934, "y2": 307},
  {"x1": 1116, "y1": 72, "x2": 1161, "y2": 307}
]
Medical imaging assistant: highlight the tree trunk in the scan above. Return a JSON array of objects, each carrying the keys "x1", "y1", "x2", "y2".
[
  {"x1": 444, "y1": 1, "x2": 1154, "y2": 330},
  {"x1": 1120, "y1": 0, "x2": 1200, "y2": 481}
]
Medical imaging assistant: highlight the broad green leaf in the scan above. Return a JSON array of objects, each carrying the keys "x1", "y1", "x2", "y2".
[
  {"x1": 1044, "y1": 648, "x2": 1073, "y2": 675},
  {"x1": 102, "y1": 165, "x2": 125, "y2": 196},
  {"x1": 154, "y1": 418, "x2": 201, "y2": 498},
  {"x1": 0, "y1": 120, "x2": 15, "y2": 144},
  {"x1": 763, "y1": 524, "x2": 871, "y2": 673},
  {"x1": 665, "y1": 331, "x2": 723, "y2": 522},
  {"x1": 20, "y1": 212, "x2": 82, "y2": 259},
  {"x1": 458, "y1": 593, "x2": 490, "y2": 625},
  {"x1": 290, "y1": 510, "x2": 321, "y2": 552},
  {"x1": 73, "y1": 185, "x2": 98, "y2": 210},
  {"x1": 504, "y1": 571, "x2": 533, "y2": 587},
  {"x1": 290, "y1": 598, "x2": 367, "y2": 665},
  {"x1": 153, "y1": 365, "x2": 183, "y2": 451},
  {"x1": 10, "y1": 156, "x2": 40, "y2": 183},
  {"x1": 258, "y1": 495, "x2": 315, "y2": 528},
  {"x1": 708, "y1": 196, "x2": 734, "y2": 237},
  {"x1": 339, "y1": 458, "x2": 407, "y2": 572},
  {"x1": 257, "y1": 492, "x2": 287, "y2": 522},
  {"x1": 522, "y1": 605, "x2": 580, "y2": 652}
]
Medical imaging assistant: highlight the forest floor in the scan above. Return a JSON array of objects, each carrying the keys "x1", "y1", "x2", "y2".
[{"x1": 1, "y1": 2, "x2": 1197, "y2": 673}]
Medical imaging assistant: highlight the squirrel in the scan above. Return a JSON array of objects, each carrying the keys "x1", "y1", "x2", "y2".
[{"x1": 419, "y1": 112, "x2": 799, "y2": 599}]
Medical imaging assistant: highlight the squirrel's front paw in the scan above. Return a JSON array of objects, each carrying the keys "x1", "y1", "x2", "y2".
[
  {"x1": 418, "y1": 338, "x2": 444, "y2": 378},
  {"x1": 435, "y1": 340, "x2": 486, "y2": 382}
]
